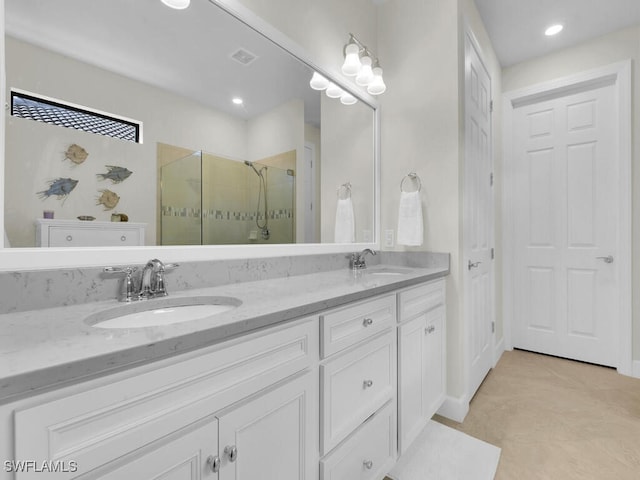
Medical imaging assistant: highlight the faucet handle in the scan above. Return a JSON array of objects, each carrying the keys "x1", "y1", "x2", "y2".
[
  {"x1": 103, "y1": 266, "x2": 138, "y2": 302},
  {"x1": 155, "y1": 263, "x2": 179, "y2": 297}
]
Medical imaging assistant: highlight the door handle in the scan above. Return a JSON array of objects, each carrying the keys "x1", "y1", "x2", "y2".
[
  {"x1": 468, "y1": 260, "x2": 482, "y2": 270},
  {"x1": 596, "y1": 255, "x2": 614, "y2": 264}
]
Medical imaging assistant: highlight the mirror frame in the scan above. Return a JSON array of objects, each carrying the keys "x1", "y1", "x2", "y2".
[{"x1": 0, "y1": 0, "x2": 381, "y2": 271}]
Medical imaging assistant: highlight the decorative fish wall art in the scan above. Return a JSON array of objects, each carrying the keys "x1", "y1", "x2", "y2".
[
  {"x1": 97, "y1": 165, "x2": 133, "y2": 183},
  {"x1": 64, "y1": 144, "x2": 89, "y2": 165},
  {"x1": 37, "y1": 177, "x2": 79, "y2": 204},
  {"x1": 97, "y1": 189, "x2": 120, "y2": 210}
]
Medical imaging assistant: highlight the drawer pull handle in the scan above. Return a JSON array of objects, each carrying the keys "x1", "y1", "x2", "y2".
[
  {"x1": 66, "y1": 235, "x2": 73, "y2": 241},
  {"x1": 425, "y1": 325, "x2": 436, "y2": 334},
  {"x1": 363, "y1": 460, "x2": 374, "y2": 470},
  {"x1": 207, "y1": 455, "x2": 221, "y2": 473},
  {"x1": 120, "y1": 235, "x2": 127, "y2": 241},
  {"x1": 363, "y1": 318, "x2": 374, "y2": 327},
  {"x1": 363, "y1": 379, "x2": 373, "y2": 389},
  {"x1": 224, "y1": 445, "x2": 238, "y2": 462}
]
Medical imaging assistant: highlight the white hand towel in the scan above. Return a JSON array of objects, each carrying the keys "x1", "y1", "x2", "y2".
[
  {"x1": 334, "y1": 197, "x2": 355, "y2": 243},
  {"x1": 397, "y1": 190, "x2": 423, "y2": 246}
]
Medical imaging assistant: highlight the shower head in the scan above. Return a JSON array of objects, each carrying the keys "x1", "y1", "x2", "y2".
[{"x1": 244, "y1": 160, "x2": 263, "y2": 177}]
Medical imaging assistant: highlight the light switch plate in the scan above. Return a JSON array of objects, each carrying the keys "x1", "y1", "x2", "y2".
[{"x1": 384, "y1": 229, "x2": 394, "y2": 247}]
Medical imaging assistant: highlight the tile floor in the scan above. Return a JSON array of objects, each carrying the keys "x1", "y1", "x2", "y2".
[{"x1": 435, "y1": 349, "x2": 640, "y2": 480}]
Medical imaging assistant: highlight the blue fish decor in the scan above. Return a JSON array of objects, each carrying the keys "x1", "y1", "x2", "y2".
[
  {"x1": 97, "y1": 165, "x2": 133, "y2": 183},
  {"x1": 37, "y1": 177, "x2": 79, "y2": 203}
]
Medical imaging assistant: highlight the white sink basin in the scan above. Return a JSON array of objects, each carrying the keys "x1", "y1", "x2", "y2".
[
  {"x1": 366, "y1": 266, "x2": 414, "y2": 276},
  {"x1": 86, "y1": 296, "x2": 242, "y2": 329}
]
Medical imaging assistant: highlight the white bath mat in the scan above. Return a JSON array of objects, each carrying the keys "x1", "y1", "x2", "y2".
[{"x1": 387, "y1": 420, "x2": 501, "y2": 480}]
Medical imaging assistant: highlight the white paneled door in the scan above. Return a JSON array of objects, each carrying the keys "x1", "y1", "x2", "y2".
[
  {"x1": 511, "y1": 83, "x2": 618, "y2": 366},
  {"x1": 464, "y1": 32, "x2": 494, "y2": 399}
]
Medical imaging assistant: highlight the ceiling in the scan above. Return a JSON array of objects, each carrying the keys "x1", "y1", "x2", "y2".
[
  {"x1": 474, "y1": 0, "x2": 640, "y2": 66},
  {"x1": 4, "y1": 0, "x2": 321, "y2": 126}
]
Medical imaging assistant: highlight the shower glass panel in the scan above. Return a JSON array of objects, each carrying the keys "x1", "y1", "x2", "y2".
[
  {"x1": 161, "y1": 151, "x2": 294, "y2": 245},
  {"x1": 160, "y1": 151, "x2": 202, "y2": 245}
]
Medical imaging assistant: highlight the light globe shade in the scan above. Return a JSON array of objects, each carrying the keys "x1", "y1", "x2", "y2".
[
  {"x1": 309, "y1": 72, "x2": 330, "y2": 90},
  {"x1": 161, "y1": 0, "x2": 190, "y2": 9},
  {"x1": 355, "y1": 55, "x2": 374, "y2": 86},
  {"x1": 341, "y1": 43, "x2": 361, "y2": 76},
  {"x1": 340, "y1": 92, "x2": 358, "y2": 105},
  {"x1": 325, "y1": 83, "x2": 344, "y2": 99},
  {"x1": 367, "y1": 67, "x2": 386, "y2": 95}
]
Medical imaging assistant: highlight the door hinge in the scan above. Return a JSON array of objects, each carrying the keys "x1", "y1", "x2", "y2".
[
  {"x1": 489, "y1": 172, "x2": 494, "y2": 186},
  {"x1": 491, "y1": 321, "x2": 495, "y2": 334},
  {"x1": 491, "y1": 247, "x2": 494, "y2": 260},
  {"x1": 490, "y1": 100, "x2": 494, "y2": 113}
]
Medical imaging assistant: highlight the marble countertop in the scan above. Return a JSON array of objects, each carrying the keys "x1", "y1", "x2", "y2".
[{"x1": 0, "y1": 264, "x2": 448, "y2": 403}]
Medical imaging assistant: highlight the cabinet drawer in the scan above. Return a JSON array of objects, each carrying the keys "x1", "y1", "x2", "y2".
[
  {"x1": 321, "y1": 294, "x2": 395, "y2": 358},
  {"x1": 14, "y1": 318, "x2": 317, "y2": 479},
  {"x1": 321, "y1": 331, "x2": 395, "y2": 454},
  {"x1": 48, "y1": 226, "x2": 142, "y2": 247},
  {"x1": 320, "y1": 401, "x2": 396, "y2": 480},
  {"x1": 398, "y1": 279, "x2": 445, "y2": 321}
]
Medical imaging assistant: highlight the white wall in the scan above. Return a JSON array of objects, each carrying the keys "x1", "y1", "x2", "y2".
[
  {"x1": 502, "y1": 25, "x2": 640, "y2": 363},
  {"x1": 377, "y1": 0, "x2": 464, "y2": 396}
]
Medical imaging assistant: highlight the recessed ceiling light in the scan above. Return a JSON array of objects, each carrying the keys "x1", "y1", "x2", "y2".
[
  {"x1": 232, "y1": 97, "x2": 244, "y2": 105},
  {"x1": 161, "y1": 0, "x2": 190, "y2": 10},
  {"x1": 545, "y1": 24, "x2": 563, "y2": 36}
]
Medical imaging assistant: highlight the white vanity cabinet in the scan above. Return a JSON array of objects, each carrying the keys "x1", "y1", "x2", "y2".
[
  {"x1": 35, "y1": 219, "x2": 146, "y2": 247},
  {"x1": 397, "y1": 279, "x2": 447, "y2": 454},
  {"x1": 8, "y1": 318, "x2": 318, "y2": 479},
  {"x1": 319, "y1": 294, "x2": 397, "y2": 480}
]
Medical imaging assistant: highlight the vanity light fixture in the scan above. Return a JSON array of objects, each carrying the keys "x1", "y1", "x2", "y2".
[
  {"x1": 367, "y1": 60, "x2": 386, "y2": 95},
  {"x1": 325, "y1": 82, "x2": 344, "y2": 99},
  {"x1": 340, "y1": 91, "x2": 357, "y2": 105},
  {"x1": 340, "y1": 33, "x2": 386, "y2": 95},
  {"x1": 309, "y1": 72, "x2": 330, "y2": 90},
  {"x1": 544, "y1": 24, "x2": 563, "y2": 36},
  {"x1": 161, "y1": 0, "x2": 190, "y2": 9}
]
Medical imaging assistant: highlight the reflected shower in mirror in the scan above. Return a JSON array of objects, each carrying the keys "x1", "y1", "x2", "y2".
[
  {"x1": 3, "y1": 0, "x2": 376, "y2": 248},
  {"x1": 159, "y1": 147, "x2": 294, "y2": 245}
]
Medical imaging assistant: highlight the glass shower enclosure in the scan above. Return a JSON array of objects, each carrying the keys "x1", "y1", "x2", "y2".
[{"x1": 160, "y1": 151, "x2": 295, "y2": 245}]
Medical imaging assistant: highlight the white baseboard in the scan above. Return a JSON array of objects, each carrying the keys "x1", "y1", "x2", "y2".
[
  {"x1": 632, "y1": 360, "x2": 640, "y2": 379},
  {"x1": 437, "y1": 395, "x2": 469, "y2": 423},
  {"x1": 493, "y1": 337, "x2": 505, "y2": 366}
]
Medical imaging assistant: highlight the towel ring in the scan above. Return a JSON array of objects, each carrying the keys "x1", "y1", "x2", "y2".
[
  {"x1": 400, "y1": 173, "x2": 422, "y2": 192},
  {"x1": 337, "y1": 182, "x2": 352, "y2": 199}
]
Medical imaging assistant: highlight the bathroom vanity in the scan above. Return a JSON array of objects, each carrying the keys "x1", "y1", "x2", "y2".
[{"x1": 0, "y1": 262, "x2": 447, "y2": 479}]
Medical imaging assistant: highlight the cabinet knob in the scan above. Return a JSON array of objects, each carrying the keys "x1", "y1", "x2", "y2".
[
  {"x1": 66, "y1": 235, "x2": 73, "y2": 242},
  {"x1": 362, "y1": 318, "x2": 374, "y2": 327},
  {"x1": 224, "y1": 445, "x2": 238, "y2": 462},
  {"x1": 363, "y1": 379, "x2": 374, "y2": 389},
  {"x1": 207, "y1": 455, "x2": 221, "y2": 473},
  {"x1": 363, "y1": 460, "x2": 374, "y2": 470},
  {"x1": 425, "y1": 325, "x2": 435, "y2": 334},
  {"x1": 120, "y1": 235, "x2": 127, "y2": 242}
]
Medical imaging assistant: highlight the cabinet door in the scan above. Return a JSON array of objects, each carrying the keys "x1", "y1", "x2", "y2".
[
  {"x1": 398, "y1": 314, "x2": 427, "y2": 454},
  {"x1": 423, "y1": 305, "x2": 445, "y2": 419},
  {"x1": 96, "y1": 419, "x2": 219, "y2": 480},
  {"x1": 398, "y1": 306, "x2": 446, "y2": 455},
  {"x1": 218, "y1": 371, "x2": 317, "y2": 480}
]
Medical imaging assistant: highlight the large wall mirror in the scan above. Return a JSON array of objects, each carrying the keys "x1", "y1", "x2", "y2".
[{"x1": 1, "y1": 0, "x2": 379, "y2": 268}]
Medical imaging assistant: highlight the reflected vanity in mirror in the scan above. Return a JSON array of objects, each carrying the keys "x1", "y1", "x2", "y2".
[{"x1": 3, "y1": 0, "x2": 377, "y2": 252}]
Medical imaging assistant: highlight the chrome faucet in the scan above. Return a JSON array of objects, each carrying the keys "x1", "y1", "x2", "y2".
[
  {"x1": 104, "y1": 259, "x2": 179, "y2": 302},
  {"x1": 350, "y1": 248, "x2": 377, "y2": 270}
]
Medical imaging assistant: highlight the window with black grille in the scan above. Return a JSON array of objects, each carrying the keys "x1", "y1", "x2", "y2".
[{"x1": 10, "y1": 90, "x2": 142, "y2": 143}]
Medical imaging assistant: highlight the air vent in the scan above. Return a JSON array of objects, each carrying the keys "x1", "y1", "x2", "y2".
[{"x1": 230, "y1": 48, "x2": 258, "y2": 66}]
